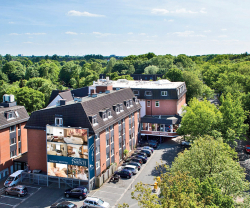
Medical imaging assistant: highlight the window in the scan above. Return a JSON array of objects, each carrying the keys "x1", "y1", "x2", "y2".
[
  {"x1": 110, "y1": 125, "x2": 113, "y2": 131},
  {"x1": 10, "y1": 137, "x2": 16, "y2": 145},
  {"x1": 126, "y1": 101, "x2": 130, "y2": 108},
  {"x1": 129, "y1": 123, "x2": 132, "y2": 129},
  {"x1": 103, "y1": 112, "x2": 107, "y2": 120},
  {"x1": 8, "y1": 112, "x2": 14, "y2": 120},
  {"x1": 108, "y1": 111, "x2": 112, "y2": 117},
  {"x1": 96, "y1": 161, "x2": 100, "y2": 168},
  {"x1": 119, "y1": 130, "x2": 122, "y2": 137},
  {"x1": 92, "y1": 117, "x2": 98, "y2": 126},
  {"x1": 129, "y1": 135, "x2": 132, "y2": 140},
  {"x1": 96, "y1": 146, "x2": 100, "y2": 154},
  {"x1": 18, "y1": 148, "x2": 21, "y2": 154},
  {"x1": 118, "y1": 120, "x2": 121, "y2": 125},
  {"x1": 145, "y1": 91, "x2": 152, "y2": 96},
  {"x1": 111, "y1": 136, "x2": 114, "y2": 143},
  {"x1": 10, "y1": 125, "x2": 16, "y2": 132},
  {"x1": 10, "y1": 150, "x2": 16, "y2": 158},
  {"x1": 133, "y1": 90, "x2": 139, "y2": 95},
  {"x1": 161, "y1": 91, "x2": 168, "y2": 96},
  {"x1": 147, "y1": 101, "x2": 151, "y2": 107},
  {"x1": 130, "y1": 99, "x2": 133, "y2": 106},
  {"x1": 119, "y1": 142, "x2": 122, "y2": 149},
  {"x1": 18, "y1": 124, "x2": 21, "y2": 130},
  {"x1": 120, "y1": 105, "x2": 123, "y2": 111},
  {"x1": 18, "y1": 136, "x2": 21, "y2": 142},
  {"x1": 116, "y1": 107, "x2": 120, "y2": 113},
  {"x1": 106, "y1": 139, "x2": 109, "y2": 146},
  {"x1": 123, "y1": 140, "x2": 125, "y2": 146},
  {"x1": 96, "y1": 133, "x2": 100, "y2": 140},
  {"x1": 106, "y1": 128, "x2": 109, "y2": 134},
  {"x1": 106, "y1": 152, "x2": 110, "y2": 160},
  {"x1": 55, "y1": 118, "x2": 63, "y2": 126},
  {"x1": 111, "y1": 149, "x2": 114, "y2": 156},
  {"x1": 129, "y1": 114, "x2": 131, "y2": 118},
  {"x1": 155, "y1": 101, "x2": 160, "y2": 107}
]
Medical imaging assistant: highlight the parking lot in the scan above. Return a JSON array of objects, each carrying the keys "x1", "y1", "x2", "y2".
[{"x1": 0, "y1": 138, "x2": 184, "y2": 208}]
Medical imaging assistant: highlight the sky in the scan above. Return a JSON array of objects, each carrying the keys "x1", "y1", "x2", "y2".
[{"x1": 1, "y1": 0, "x2": 250, "y2": 56}]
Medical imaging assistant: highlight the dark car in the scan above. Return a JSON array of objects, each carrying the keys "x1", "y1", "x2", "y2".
[
  {"x1": 115, "y1": 169, "x2": 133, "y2": 179},
  {"x1": 133, "y1": 151, "x2": 147, "y2": 157},
  {"x1": 122, "y1": 162, "x2": 141, "y2": 171},
  {"x1": 5, "y1": 185, "x2": 28, "y2": 197},
  {"x1": 148, "y1": 140, "x2": 158, "y2": 148},
  {"x1": 134, "y1": 155, "x2": 147, "y2": 163},
  {"x1": 125, "y1": 157, "x2": 143, "y2": 164},
  {"x1": 50, "y1": 201, "x2": 77, "y2": 208},
  {"x1": 140, "y1": 149, "x2": 151, "y2": 157},
  {"x1": 65, "y1": 186, "x2": 88, "y2": 200}
]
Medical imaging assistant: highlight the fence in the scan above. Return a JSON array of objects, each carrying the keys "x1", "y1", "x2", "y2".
[
  {"x1": 21, "y1": 172, "x2": 89, "y2": 189},
  {"x1": 95, "y1": 163, "x2": 117, "y2": 188}
]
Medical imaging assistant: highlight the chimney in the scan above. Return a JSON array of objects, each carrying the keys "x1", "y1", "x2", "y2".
[{"x1": 90, "y1": 89, "x2": 96, "y2": 95}]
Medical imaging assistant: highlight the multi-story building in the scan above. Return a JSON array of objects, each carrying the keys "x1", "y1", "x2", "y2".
[
  {"x1": 90, "y1": 79, "x2": 187, "y2": 140},
  {"x1": 25, "y1": 88, "x2": 141, "y2": 185},
  {"x1": 0, "y1": 94, "x2": 29, "y2": 179}
]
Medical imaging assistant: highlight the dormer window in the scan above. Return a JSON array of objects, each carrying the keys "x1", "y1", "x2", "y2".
[
  {"x1": 133, "y1": 97, "x2": 138, "y2": 104},
  {"x1": 89, "y1": 115, "x2": 98, "y2": 126},
  {"x1": 108, "y1": 110, "x2": 112, "y2": 118},
  {"x1": 5, "y1": 111, "x2": 17, "y2": 120},
  {"x1": 133, "y1": 90, "x2": 139, "y2": 95},
  {"x1": 145, "y1": 91, "x2": 152, "y2": 96},
  {"x1": 120, "y1": 104, "x2": 123, "y2": 112},
  {"x1": 129, "y1": 99, "x2": 133, "y2": 106},
  {"x1": 116, "y1": 106, "x2": 120, "y2": 114},
  {"x1": 125, "y1": 100, "x2": 130, "y2": 108},
  {"x1": 55, "y1": 117, "x2": 63, "y2": 126},
  {"x1": 161, "y1": 91, "x2": 168, "y2": 96},
  {"x1": 103, "y1": 112, "x2": 107, "y2": 120}
]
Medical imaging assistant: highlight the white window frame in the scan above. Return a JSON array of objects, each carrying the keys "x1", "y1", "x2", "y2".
[
  {"x1": 130, "y1": 100, "x2": 133, "y2": 106},
  {"x1": 10, "y1": 137, "x2": 16, "y2": 145},
  {"x1": 120, "y1": 105, "x2": 123, "y2": 112},
  {"x1": 10, "y1": 125, "x2": 16, "y2": 132},
  {"x1": 155, "y1": 101, "x2": 160, "y2": 107},
  {"x1": 161, "y1": 91, "x2": 168, "y2": 96},
  {"x1": 119, "y1": 142, "x2": 122, "y2": 149},
  {"x1": 106, "y1": 138, "x2": 109, "y2": 147},
  {"x1": 111, "y1": 149, "x2": 114, "y2": 157},
  {"x1": 108, "y1": 111, "x2": 112, "y2": 118},
  {"x1": 147, "y1": 101, "x2": 151, "y2": 107},
  {"x1": 15, "y1": 111, "x2": 19, "y2": 117},
  {"x1": 106, "y1": 152, "x2": 110, "y2": 160},
  {"x1": 116, "y1": 107, "x2": 120, "y2": 114},
  {"x1": 96, "y1": 146, "x2": 100, "y2": 154},
  {"x1": 111, "y1": 136, "x2": 114, "y2": 144},
  {"x1": 55, "y1": 118, "x2": 63, "y2": 126},
  {"x1": 133, "y1": 90, "x2": 139, "y2": 95},
  {"x1": 106, "y1": 128, "x2": 109, "y2": 134},
  {"x1": 145, "y1": 91, "x2": 152, "y2": 96}
]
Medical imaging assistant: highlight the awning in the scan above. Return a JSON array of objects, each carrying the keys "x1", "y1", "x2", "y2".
[
  {"x1": 13, "y1": 152, "x2": 28, "y2": 163},
  {"x1": 141, "y1": 115, "x2": 182, "y2": 125}
]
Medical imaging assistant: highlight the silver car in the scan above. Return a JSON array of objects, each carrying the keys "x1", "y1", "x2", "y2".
[
  {"x1": 123, "y1": 165, "x2": 138, "y2": 175},
  {"x1": 82, "y1": 197, "x2": 110, "y2": 208},
  {"x1": 5, "y1": 185, "x2": 28, "y2": 197}
]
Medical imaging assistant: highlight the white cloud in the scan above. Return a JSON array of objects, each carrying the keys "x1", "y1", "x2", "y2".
[
  {"x1": 200, "y1": 8, "x2": 207, "y2": 13},
  {"x1": 9, "y1": 33, "x2": 20, "y2": 35},
  {"x1": 67, "y1": 10, "x2": 105, "y2": 17},
  {"x1": 151, "y1": 8, "x2": 169, "y2": 15},
  {"x1": 173, "y1": 8, "x2": 197, "y2": 14},
  {"x1": 218, "y1": 35, "x2": 228, "y2": 38},
  {"x1": 8, "y1": 22, "x2": 14, "y2": 24},
  {"x1": 65, "y1": 31, "x2": 78, "y2": 35},
  {"x1": 139, "y1": 33, "x2": 146, "y2": 36},
  {"x1": 25, "y1": 33, "x2": 46, "y2": 35},
  {"x1": 173, "y1": 31, "x2": 195, "y2": 37},
  {"x1": 173, "y1": 31, "x2": 206, "y2": 37},
  {"x1": 204, "y1": 30, "x2": 211, "y2": 33},
  {"x1": 128, "y1": 32, "x2": 133, "y2": 35},
  {"x1": 221, "y1": 28, "x2": 227, "y2": 31},
  {"x1": 93, "y1": 32, "x2": 114, "y2": 36}
]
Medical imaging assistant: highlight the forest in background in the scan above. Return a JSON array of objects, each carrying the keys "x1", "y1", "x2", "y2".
[{"x1": 0, "y1": 52, "x2": 249, "y2": 119}]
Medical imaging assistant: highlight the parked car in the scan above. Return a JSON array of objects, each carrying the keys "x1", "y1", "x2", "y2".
[
  {"x1": 133, "y1": 155, "x2": 147, "y2": 163},
  {"x1": 4, "y1": 170, "x2": 24, "y2": 187},
  {"x1": 245, "y1": 145, "x2": 250, "y2": 154},
  {"x1": 181, "y1": 141, "x2": 191, "y2": 147},
  {"x1": 148, "y1": 140, "x2": 158, "y2": 148},
  {"x1": 65, "y1": 186, "x2": 88, "y2": 200},
  {"x1": 5, "y1": 185, "x2": 28, "y2": 197},
  {"x1": 123, "y1": 165, "x2": 138, "y2": 175},
  {"x1": 50, "y1": 201, "x2": 77, "y2": 208},
  {"x1": 125, "y1": 157, "x2": 143, "y2": 164},
  {"x1": 82, "y1": 197, "x2": 110, "y2": 208},
  {"x1": 115, "y1": 169, "x2": 133, "y2": 179},
  {"x1": 140, "y1": 149, "x2": 152, "y2": 157},
  {"x1": 133, "y1": 151, "x2": 148, "y2": 157},
  {"x1": 122, "y1": 162, "x2": 141, "y2": 171},
  {"x1": 142, "y1": 146, "x2": 154, "y2": 153}
]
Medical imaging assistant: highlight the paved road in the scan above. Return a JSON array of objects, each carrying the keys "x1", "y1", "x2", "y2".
[{"x1": 89, "y1": 137, "x2": 183, "y2": 208}]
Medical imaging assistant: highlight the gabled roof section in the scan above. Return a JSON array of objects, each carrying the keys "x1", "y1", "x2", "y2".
[
  {"x1": 47, "y1": 90, "x2": 67, "y2": 104},
  {"x1": 0, "y1": 106, "x2": 29, "y2": 130},
  {"x1": 59, "y1": 90, "x2": 73, "y2": 101}
]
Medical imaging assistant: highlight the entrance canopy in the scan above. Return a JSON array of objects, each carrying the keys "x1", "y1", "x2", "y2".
[{"x1": 141, "y1": 115, "x2": 181, "y2": 125}]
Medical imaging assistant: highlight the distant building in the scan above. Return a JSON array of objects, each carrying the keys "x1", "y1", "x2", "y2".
[
  {"x1": 99, "y1": 74, "x2": 164, "y2": 81},
  {"x1": 17, "y1": 54, "x2": 23, "y2": 57},
  {"x1": 0, "y1": 94, "x2": 29, "y2": 178}
]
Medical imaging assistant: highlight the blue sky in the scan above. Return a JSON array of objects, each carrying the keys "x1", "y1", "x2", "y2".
[{"x1": 1, "y1": 0, "x2": 249, "y2": 56}]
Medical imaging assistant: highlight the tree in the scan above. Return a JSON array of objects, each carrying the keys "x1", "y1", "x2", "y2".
[
  {"x1": 163, "y1": 68, "x2": 183, "y2": 81},
  {"x1": 2, "y1": 61, "x2": 26, "y2": 82},
  {"x1": 51, "y1": 54, "x2": 59, "y2": 61},
  {"x1": 127, "y1": 65, "x2": 135, "y2": 74},
  {"x1": 105, "y1": 57, "x2": 116, "y2": 74},
  {"x1": 219, "y1": 93, "x2": 248, "y2": 142},
  {"x1": 4, "y1": 54, "x2": 12, "y2": 62},
  {"x1": 171, "y1": 136, "x2": 249, "y2": 197},
  {"x1": 144, "y1": 65, "x2": 159, "y2": 74},
  {"x1": 174, "y1": 54, "x2": 195, "y2": 69},
  {"x1": 25, "y1": 64, "x2": 40, "y2": 80},
  {"x1": 15, "y1": 87, "x2": 45, "y2": 113},
  {"x1": 177, "y1": 98, "x2": 222, "y2": 138}
]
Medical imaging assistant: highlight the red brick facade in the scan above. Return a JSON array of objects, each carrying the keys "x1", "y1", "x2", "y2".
[{"x1": 146, "y1": 99, "x2": 178, "y2": 115}]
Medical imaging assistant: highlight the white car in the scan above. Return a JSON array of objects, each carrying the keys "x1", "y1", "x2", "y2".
[
  {"x1": 82, "y1": 197, "x2": 110, "y2": 208},
  {"x1": 123, "y1": 165, "x2": 138, "y2": 175},
  {"x1": 181, "y1": 141, "x2": 191, "y2": 147}
]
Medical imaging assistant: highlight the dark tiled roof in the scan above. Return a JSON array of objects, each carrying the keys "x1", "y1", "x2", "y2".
[
  {"x1": 47, "y1": 90, "x2": 67, "y2": 104},
  {"x1": 25, "y1": 88, "x2": 141, "y2": 134},
  {"x1": 71, "y1": 87, "x2": 89, "y2": 98},
  {"x1": 0, "y1": 105, "x2": 29, "y2": 130}
]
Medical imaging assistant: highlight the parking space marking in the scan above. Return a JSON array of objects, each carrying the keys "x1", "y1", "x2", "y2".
[
  {"x1": 13, "y1": 186, "x2": 42, "y2": 208},
  {"x1": 22, "y1": 185, "x2": 40, "y2": 189},
  {"x1": 0, "y1": 195, "x2": 24, "y2": 200},
  {"x1": 94, "y1": 190, "x2": 121, "y2": 195},
  {"x1": 0, "y1": 202, "x2": 14, "y2": 207},
  {"x1": 101, "y1": 185, "x2": 127, "y2": 190}
]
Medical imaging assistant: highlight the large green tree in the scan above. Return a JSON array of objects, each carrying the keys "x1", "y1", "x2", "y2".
[
  {"x1": 163, "y1": 68, "x2": 183, "y2": 81},
  {"x1": 2, "y1": 61, "x2": 26, "y2": 82}
]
